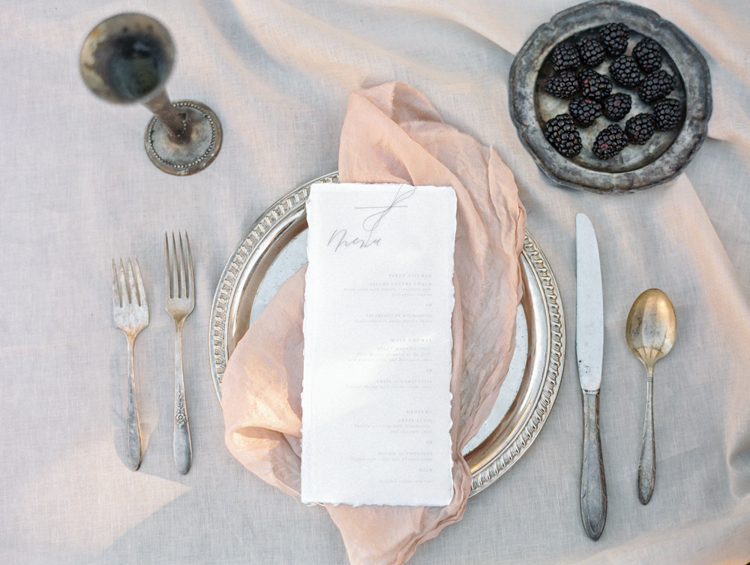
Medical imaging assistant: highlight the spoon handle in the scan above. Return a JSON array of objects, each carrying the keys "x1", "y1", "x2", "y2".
[
  {"x1": 580, "y1": 390, "x2": 607, "y2": 540},
  {"x1": 638, "y1": 376, "x2": 656, "y2": 504}
]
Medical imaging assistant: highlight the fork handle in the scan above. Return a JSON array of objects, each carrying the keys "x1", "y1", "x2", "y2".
[
  {"x1": 173, "y1": 322, "x2": 192, "y2": 475},
  {"x1": 126, "y1": 336, "x2": 143, "y2": 471}
]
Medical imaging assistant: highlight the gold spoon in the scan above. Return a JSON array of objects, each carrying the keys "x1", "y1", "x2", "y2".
[{"x1": 626, "y1": 288, "x2": 677, "y2": 505}]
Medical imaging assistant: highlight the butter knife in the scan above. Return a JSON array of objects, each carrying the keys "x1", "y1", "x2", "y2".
[{"x1": 576, "y1": 213, "x2": 607, "y2": 541}]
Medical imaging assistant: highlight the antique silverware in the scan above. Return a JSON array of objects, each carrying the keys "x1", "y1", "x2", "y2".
[
  {"x1": 80, "y1": 13, "x2": 222, "y2": 175},
  {"x1": 626, "y1": 289, "x2": 677, "y2": 505},
  {"x1": 165, "y1": 232, "x2": 194, "y2": 474},
  {"x1": 112, "y1": 258, "x2": 149, "y2": 471},
  {"x1": 575, "y1": 213, "x2": 606, "y2": 540}
]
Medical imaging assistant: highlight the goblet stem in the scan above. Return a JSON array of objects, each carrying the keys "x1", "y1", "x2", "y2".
[{"x1": 142, "y1": 90, "x2": 188, "y2": 140}]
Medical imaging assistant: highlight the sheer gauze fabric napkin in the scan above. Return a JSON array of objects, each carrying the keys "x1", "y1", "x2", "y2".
[{"x1": 222, "y1": 81, "x2": 527, "y2": 565}]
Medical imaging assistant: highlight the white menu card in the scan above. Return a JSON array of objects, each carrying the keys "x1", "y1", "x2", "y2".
[{"x1": 301, "y1": 183, "x2": 457, "y2": 506}]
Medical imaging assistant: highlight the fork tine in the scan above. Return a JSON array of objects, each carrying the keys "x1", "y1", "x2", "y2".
[
  {"x1": 165, "y1": 232, "x2": 172, "y2": 299},
  {"x1": 178, "y1": 232, "x2": 188, "y2": 300},
  {"x1": 112, "y1": 259, "x2": 122, "y2": 309},
  {"x1": 118, "y1": 258, "x2": 128, "y2": 305},
  {"x1": 133, "y1": 258, "x2": 146, "y2": 309},
  {"x1": 185, "y1": 232, "x2": 194, "y2": 299},
  {"x1": 126, "y1": 258, "x2": 137, "y2": 305},
  {"x1": 172, "y1": 231, "x2": 181, "y2": 298}
]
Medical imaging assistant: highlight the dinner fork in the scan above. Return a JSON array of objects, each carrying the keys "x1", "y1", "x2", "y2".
[
  {"x1": 112, "y1": 258, "x2": 149, "y2": 471},
  {"x1": 165, "y1": 232, "x2": 194, "y2": 475}
]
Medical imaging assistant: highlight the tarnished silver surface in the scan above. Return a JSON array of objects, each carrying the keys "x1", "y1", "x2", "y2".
[
  {"x1": 142, "y1": 89, "x2": 187, "y2": 138},
  {"x1": 209, "y1": 172, "x2": 566, "y2": 495},
  {"x1": 626, "y1": 288, "x2": 677, "y2": 505},
  {"x1": 80, "y1": 13, "x2": 175, "y2": 106},
  {"x1": 581, "y1": 391, "x2": 606, "y2": 540},
  {"x1": 509, "y1": 0, "x2": 712, "y2": 193},
  {"x1": 576, "y1": 213, "x2": 606, "y2": 539},
  {"x1": 165, "y1": 232, "x2": 195, "y2": 475},
  {"x1": 112, "y1": 258, "x2": 149, "y2": 472},
  {"x1": 80, "y1": 13, "x2": 222, "y2": 175},
  {"x1": 145, "y1": 101, "x2": 222, "y2": 176}
]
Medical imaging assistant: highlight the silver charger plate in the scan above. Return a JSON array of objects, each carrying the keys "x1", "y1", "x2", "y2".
[
  {"x1": 510, "y1": 0, "x2": 711, "y2": 193},
  {"x1": 209, "y1": 172, "x2": 565, "y2": 496}
]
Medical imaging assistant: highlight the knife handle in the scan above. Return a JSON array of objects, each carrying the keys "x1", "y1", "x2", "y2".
[{"x1": 581, "y1": 390, "x2": 607, "y2": 540}]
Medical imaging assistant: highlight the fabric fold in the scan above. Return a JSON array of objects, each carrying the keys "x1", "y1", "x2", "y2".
[{"x1": 223, "y1": 81, "x2": 526, "y2": 564}]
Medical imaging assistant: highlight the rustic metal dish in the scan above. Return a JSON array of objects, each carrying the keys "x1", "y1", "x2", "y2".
[
  {"x1": 510, "y1": 0, "x2": 711, "y2": 193},
  {"x1": 209, "y1": 172, "x2": 565, "y2": 495}
]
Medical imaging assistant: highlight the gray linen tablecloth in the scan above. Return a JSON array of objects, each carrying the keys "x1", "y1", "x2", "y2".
[{"x1": 1, "y1": 0, "x2": 749, "y2": 563}]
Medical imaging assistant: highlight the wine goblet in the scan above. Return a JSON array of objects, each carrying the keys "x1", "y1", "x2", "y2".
[{"x1": 80, "y1": 13, "x2": 222, "y2": 175}]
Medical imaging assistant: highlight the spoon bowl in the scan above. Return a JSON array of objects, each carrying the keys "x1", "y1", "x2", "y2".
[{"x1": 626, "y1": 288, "x2": 677, "y2": 504}]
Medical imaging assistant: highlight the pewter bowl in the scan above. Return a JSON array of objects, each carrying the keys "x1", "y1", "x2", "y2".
[{"x1": 510, "y1": 0, "x2": 711, "y2": 193}]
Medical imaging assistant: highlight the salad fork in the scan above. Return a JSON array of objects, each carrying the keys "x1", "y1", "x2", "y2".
[
  {"x1": 112, "y1": 258, "x2": 149, "y2": 471},
  {"x1": 165, "y1": 232, "x2": 194, "y2": 474}
]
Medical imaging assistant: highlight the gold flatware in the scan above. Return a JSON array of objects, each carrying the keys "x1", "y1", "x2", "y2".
[{"x1": 626, "y1": 288, "x2": 677, "y2": 504}]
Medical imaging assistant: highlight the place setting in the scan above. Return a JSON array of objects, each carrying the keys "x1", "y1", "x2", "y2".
[
  {"x1": 89, "y1": 1, "x2": 709, "y2": 563},
  {"x1": 110, "y1": 232, "x2": 196, "y2": 474}
]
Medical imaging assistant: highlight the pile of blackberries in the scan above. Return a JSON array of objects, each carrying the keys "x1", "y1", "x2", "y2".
[{"x1": 542, "y1": 23, "x2": 683, "y2": 160}]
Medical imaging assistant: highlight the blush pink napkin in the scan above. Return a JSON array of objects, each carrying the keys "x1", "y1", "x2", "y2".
[{"x1": 223, "y1": 81, "x2": 526, "y2": 565}]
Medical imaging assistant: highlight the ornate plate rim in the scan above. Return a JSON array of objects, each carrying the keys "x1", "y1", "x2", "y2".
[
  {"x1": 509, "y1": 0, "x2": 712, "y2": 193},
  {"x1": 209, "y1": 172, "x2": 566, "y2": 495}
]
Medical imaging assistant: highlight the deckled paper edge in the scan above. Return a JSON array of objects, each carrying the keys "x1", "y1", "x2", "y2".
[{"x1": 300, "y1": 183, "x2": 321, "y2": 505}]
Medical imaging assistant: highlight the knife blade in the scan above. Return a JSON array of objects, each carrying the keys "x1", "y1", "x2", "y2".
[{"x1": 576, "y1": 212, "x2": 607, "y2": 541}]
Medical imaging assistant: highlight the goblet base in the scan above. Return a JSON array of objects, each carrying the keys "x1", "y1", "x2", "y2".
[{"x1": 144, "y1": 100, "x2": 222, "y2": 175}]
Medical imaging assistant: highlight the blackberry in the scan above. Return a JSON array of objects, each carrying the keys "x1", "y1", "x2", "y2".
[
  {"x1": 544, "y1": 70, "x2": 579, "y2": 98},
  {"x1": 602, "y1": 93, "x2": 632, "y2": 121},
  {"x1": 638, "y1": 70, "x2": 676, "y2": 103},
  {"x1": 609, "y1": 55, "x2": 642, "y2": 87},
  {"x1": 569, "y1": 97, "x2": 602, "y2": 127},
  {"x1": 576, "y1": 37, "x2": 606, "y2": 67},
  {"x1": 632, "y1": 38, "x2": 662, "y2": 73},
  {"x1": 551, "y1": 42, "x2": 580, "y2": 72},
  {"x1": 544, "y1": 114, "x2": 582, "y2": 157},
  {"x1": 653, "y1": 98, "x2": 682, "y2": 131},
  {"x1": 592, "y1": 124, "x2": 628, "y2": 159},
  {"x1": 624, "y1": 113, "x2": 655, "y2": 144},
  {"x1": 599, "y1": 23, "x2": 630, "y2": 55},
  {"x1": 578, "y1": 68, "x2": 612, "y2": 100}
]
